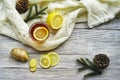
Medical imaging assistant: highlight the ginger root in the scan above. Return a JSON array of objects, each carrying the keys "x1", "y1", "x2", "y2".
[{"x1": 10, "y1": 48, "x2": 29, "y2": 62}]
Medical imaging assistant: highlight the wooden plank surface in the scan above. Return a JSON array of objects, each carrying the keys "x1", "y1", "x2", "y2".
[{"x1": 0, "y1": 17, "x2": 120, "y2": 80}]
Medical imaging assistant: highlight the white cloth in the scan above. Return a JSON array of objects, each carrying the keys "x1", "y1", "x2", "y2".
[{"x1": 0, "y1": 0, "x2": 120, "y2": 51}]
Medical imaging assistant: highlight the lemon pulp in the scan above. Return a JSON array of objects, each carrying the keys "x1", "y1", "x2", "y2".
[
  {"x1": 30, "y1": 67, "x2": 37, "y2": 72},
  {"x1": 40, "y1": 55, "x2": 51, "y2": 69},
  {"x1": 29, "y1": 59, "x2": 37, "y2": 72},
  {"x1": 47, "y1": 52, "x2": 60, "y2": 66},
  {"x1": 52, "y1": 15, "x2": 63, "y2": 29},
  {"x1": 30, "y1": 59, "x2": 37, "y2": 68},
  {"x1": 47, "y1": 12, "x2": 63, "y2": 30},
  {"x1": 33, "y1": 27, "x2": 49, "y2": 41}
]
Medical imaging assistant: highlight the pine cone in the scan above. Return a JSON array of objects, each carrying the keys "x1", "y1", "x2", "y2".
[
  {"x1": 93, "y1": 54, "x2": 110, "y2": 69},
  {"x1": 16, "y1": 0, "x2": 29, "y2": 14}
]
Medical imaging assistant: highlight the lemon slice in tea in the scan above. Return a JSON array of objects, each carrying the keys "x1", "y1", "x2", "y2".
[
  {"x1": 47, "y1": 12, "x2": 63, "y2": 30},
  {"x1": 39, "y1": 55, "x2": 51, "y2": 69},
  {"x1": 29, "y1": 22, "x2": 49, "y2": 42},
  {"x1": 47, "y1": 52, "x2": 60, "y2": 67},
  {"x1": 33, "y1": 27, "x2": 49, "y2": 42}
]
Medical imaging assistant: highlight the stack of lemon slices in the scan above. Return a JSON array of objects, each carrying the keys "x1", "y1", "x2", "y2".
[
  {"x1": 29, "y1": 59, "x2": 37, "y2": 72},
  {"x1": 40, "y1": 52, "x2": 60, "y2": 69},
  {"x1": 47, "y1": 12, "x2": 63, "y2": 32},
  {"x1": 29, "y1": 52, "x2": 59, "y2": 72}
]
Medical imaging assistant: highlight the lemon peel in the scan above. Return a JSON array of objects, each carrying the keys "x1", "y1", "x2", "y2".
[
  {"x1": 29, "y1": 59, "x2": 37, "y2": 72},
  {"x1": 33, "y1": 27, "x2": 49, "y2": 42},
  {"x1": 39, "y1": 55, "x2": 51, "y2": 69},
  {"x1": 47, "y1": 52, "x2": 60, "y2": 67},
  {"x1": 47, "y1": 12, "x2": 63, "y2": 30}
]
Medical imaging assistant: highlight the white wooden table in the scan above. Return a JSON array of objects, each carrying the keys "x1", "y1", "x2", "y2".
[{"x1": 0, "y1": 17, "x2": 120, "y2": 80}]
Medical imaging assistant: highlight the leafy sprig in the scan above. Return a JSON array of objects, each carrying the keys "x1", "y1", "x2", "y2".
[
  {"x1": 24, "y1": 4, "x2": 47, "y2": 22},
  {"x1": 77, "y1": 58, "x2": 102, "y2": 78}
]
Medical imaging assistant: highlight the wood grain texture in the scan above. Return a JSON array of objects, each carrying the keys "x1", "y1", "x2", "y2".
[{"x1": 0, "y1": 18, "x2": 120, "y2": 80}]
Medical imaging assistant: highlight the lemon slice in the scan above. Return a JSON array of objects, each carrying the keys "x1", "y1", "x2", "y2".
[
  {"x1": 30, "y1": 67, "x2": 37, "y2": 72},
  {"x1": 33, "y1": 27, "x2": 49, "y2": 42},
  {"x1": 47, "y1": 52, "x2": 60, "y2": 67},
  {"x1": 29, "y1": 59, "x2": 37, "y2": 72},
  {"x1": 39, "y1": 55, "x2": 51, "y2": 69},
  {"x1": 47, "y1": 12, "x2": 63, "y2": 30},
  {"x1": 29, "y1": 59, "x2": 37, "y2": 68}
]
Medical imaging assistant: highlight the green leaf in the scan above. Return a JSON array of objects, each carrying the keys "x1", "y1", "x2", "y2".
[
  {"x1": 77, "y1": 59, "x2": 86, "y2": 66},
  {"x1": 86, "y1": 58, "x2": 98, "y2": 69},
  {"x1": 40, "y1": 12, "x2": 46, "y2": 14},
  {"x1": 78, "y1": 67, "x2": 87, "y2": 71},
  {"x1": 24, "y1": 5, "x2": 47, "y2": 23},
  {"x1": 77, "y1": 57, "x2": 102, "y2": 78},
  {"x1": 38, "y1": 7, "x2": 48, "y2": 14},
  {"x1": 79, "y1": 58, "x2": 101, "y2": 74},
  {"x1": 27, "y1": 6, "x2": 32, "y2": 19},
  {"x1": 34, "y1": 16, "x2": 42, "y2": 18},
  {"x1": 35, "y1": 4, "x2": 38, "y2": 14},
  {"x1": 85, "y1": 58, "x2": 102, "y2": 74},
  {"x1": 84, "y1": 72, "x2": 100, "y2": 78},
  {"x1": 80, "y1": 58, "x2": 86, "y2": 64}
]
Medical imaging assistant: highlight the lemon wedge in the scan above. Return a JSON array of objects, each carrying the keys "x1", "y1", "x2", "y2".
[
  {"x1": 39, "y1": 55, "x2": 51, "y2": 69},
  {"x1": 33, "y1": 26, "x2": 49, "y2": 42},
  {"x1": 47, "y1": 12, "x2": 63, "y2": 30},
  {"x1": 47, "y1": 52, "x2": 60, "y2": 67}
]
